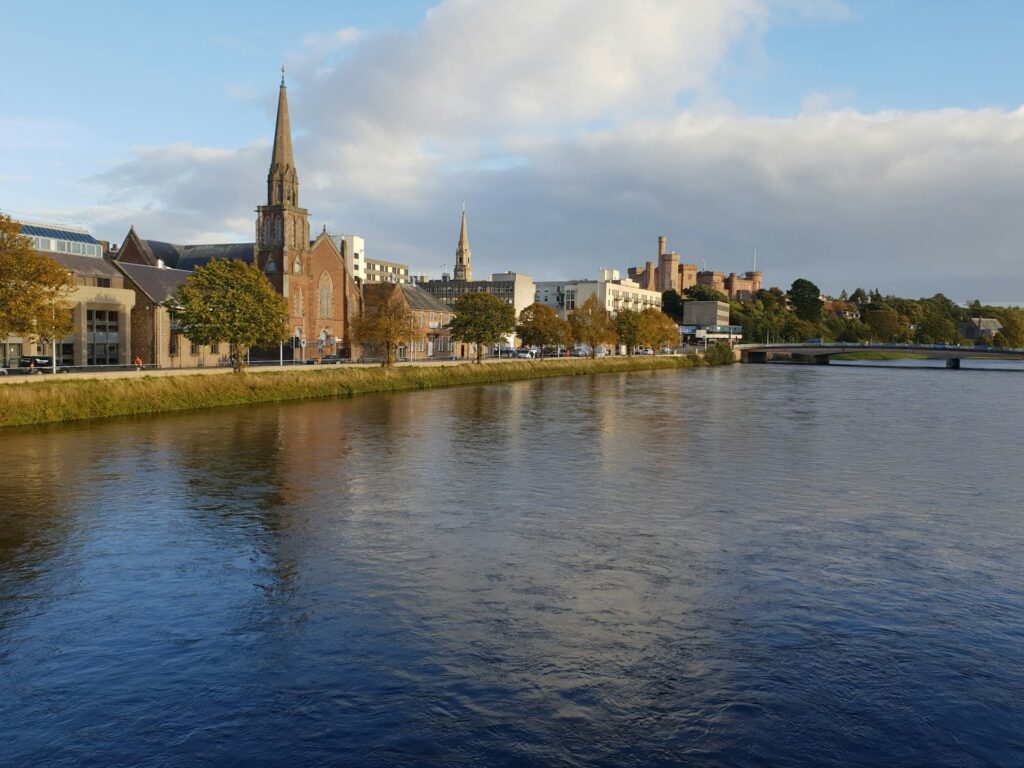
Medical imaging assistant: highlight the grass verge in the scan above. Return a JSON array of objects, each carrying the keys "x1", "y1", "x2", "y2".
[{"x1": 1, "y1": 355, "x2": 725, "y2": 428}]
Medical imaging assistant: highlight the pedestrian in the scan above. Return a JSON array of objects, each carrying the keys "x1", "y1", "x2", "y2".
[{"x1": 134, "y1": 355, "x2": 143, "y2": 371}]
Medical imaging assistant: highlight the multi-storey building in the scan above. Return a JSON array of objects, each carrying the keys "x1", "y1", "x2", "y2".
[
  {"x1": 535, "y1": 268, "x2": 662, "y2": 319},
  {"x1": 331, "y1": 233, "x2": 411, "y2": 284},
  {"x1": 1, "y1": 217, "x2": 136, "y2": 368},
  {"x1": 362, "y1": 282, "x2": 455, "y2": 360}
]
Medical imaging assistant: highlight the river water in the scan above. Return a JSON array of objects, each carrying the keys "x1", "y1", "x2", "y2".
[{"x1": 2, "y1": 364, "x2": 1023, "y2": 766}]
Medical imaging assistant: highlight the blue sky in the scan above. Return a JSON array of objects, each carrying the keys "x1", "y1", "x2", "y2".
[{"x1": 3, "y1": 0, "x2": 1024, "y2": 302}]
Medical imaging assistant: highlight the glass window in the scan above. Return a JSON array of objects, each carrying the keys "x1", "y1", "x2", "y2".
[{"x1": 97, "y1": 277, "x2": 111, "y2": 288}]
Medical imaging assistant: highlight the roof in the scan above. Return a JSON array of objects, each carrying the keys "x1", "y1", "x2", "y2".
[
  {"x1": 401, "y1": 284, "x2": 450, "y2": 312},
  {"x1": 115, "y1": 262, "x2": 191, "y2": 303},
  {"x1": 49, "y1": 252, "x2": 121, "y2": 278},
  {"x1": 130, "y1": 237, "x2": 255, "y2": 271},
  {"x1": 20, "y1": 223, "x2": 99, "y2": 245}
]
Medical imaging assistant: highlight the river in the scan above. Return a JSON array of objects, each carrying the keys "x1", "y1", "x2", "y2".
[{"x1": 2, "y1": 364, "x2": 1023, "y2": 766}]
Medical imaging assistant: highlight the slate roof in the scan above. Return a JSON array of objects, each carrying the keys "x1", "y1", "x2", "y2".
[
  {"x1": 131, "y1": 237, "x2": 255, "y2": 271},
  {"x1": 49, "y1": 252, "x2": 121, "y2": 278},
  {"x1": 115, "y1": 262, "x2": 191, "y2": 303},
  {"x1": 401, "y1": 283, "x2": 450, "y2": 313}
]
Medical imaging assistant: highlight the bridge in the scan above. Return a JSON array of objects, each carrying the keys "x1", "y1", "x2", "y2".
[{"x1": 737, "y1": 342, "x2": 1024, "y2": 369}]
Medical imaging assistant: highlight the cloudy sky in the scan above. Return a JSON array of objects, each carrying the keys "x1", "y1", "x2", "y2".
[{"x1": 3, "y1": 0, "x2": 1024, "y2": 303}]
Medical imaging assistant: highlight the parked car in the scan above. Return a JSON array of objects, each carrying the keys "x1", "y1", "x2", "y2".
[
  {"x1": 515, "y1": 348, "x2": 537, "y2": 358},
  {"x1": 19, "y1": 356, "x2": 68, "y2": 373},
  {"x1": 316, "y1": 354, "x2": 346, "y2": 365}
]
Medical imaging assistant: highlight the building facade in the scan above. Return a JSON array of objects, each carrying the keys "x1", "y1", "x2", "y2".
[
  {"x1": 2, "y1": 219, "x2": 135, "y2": 368},
  {"x1": 362, "y1": 282, "x2": 455, "y2": 360},
  {"x1": 627, "y1": 236, "x2": 762, "y2": 300},
  {"x1": 114, "y1": 75, "x2": 362, "y2": 363},
  {"x1": 535, "y1": 268, "x2": 662, "y2": 319},
  {"x1": 331, "y1": 233, "x2": 411, "y2": 284},
  {"x1": 680, "y1": 300, "x2": 742, "y2": 343}
]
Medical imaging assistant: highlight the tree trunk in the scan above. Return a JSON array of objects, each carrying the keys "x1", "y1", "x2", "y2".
[
  {"x1": 233, "y1": 342, "x2": 247, "y2": 373},
  {"x1": 476, "y1": 343, "x2": 484, "y2": 364}
]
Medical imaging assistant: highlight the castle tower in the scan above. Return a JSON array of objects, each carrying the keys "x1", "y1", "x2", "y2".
[
  {"x1": 256, "y1": 69, "x2": 310, "y2": 276},
  {"x1": 453, "y1": 204, "x2": 472, "y2": 282}
]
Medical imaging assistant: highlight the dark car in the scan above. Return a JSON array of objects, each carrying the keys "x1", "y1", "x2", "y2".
[
  {"x1": 309, "y1": 354, "x2": 346, "y2": 365},
  {"x1": 19, "y1": 356, "x2": 68, "y2": 373}
]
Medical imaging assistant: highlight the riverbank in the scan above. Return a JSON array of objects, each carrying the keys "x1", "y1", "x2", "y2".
[{"x1": 0, "y1": 354, "x2": 723, "y2": 428}]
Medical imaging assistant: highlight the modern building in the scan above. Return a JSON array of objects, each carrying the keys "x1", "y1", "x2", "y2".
[
  {"x1": 2, "y1": 217, "x2": 136, "y2": 368},
  {"x1": 627, "y1": 236, "x2": 763, "y2": 300},
  {"x1": 680, "y1": 300, "x2": 743, "y2": 343},
  {"x1": 331, "y1": 233, "x2": 411, "y2": 284},
  {"x1": 115, "y1": 74, "x2": 362, "y2": 362},
  {"x1": 535, "y1": 268, "x2": 662, "y2": 319}
]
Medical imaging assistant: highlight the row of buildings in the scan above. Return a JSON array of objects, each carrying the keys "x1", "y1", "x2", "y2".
[{"x1": 3, "y1": 76, "x2": 751, "y2": 369}]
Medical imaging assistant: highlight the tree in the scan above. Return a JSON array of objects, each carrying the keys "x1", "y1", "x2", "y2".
[
  {"x1": 614, "y1": 308, "x2": 643, "y2": 353},
  {"x1": 661, "y1": 289, "x2": 685, "y2": 319},
  {"x1": 448, "y1": 291, "x2": 517, "y2": 363},
  {"x1": 788, "y1": 278, "x2": 823, "y2": 322},
  {"x1": 704, "y1": 341, "x2": 736, "y2": 365},
  {"x1": 569, "y1": 294, "x2": 616, "y2": 357},
  {"x1": 683, "y1": 284, "x2": 728, "y2": 303},
  {"x1": 167, "y1": 259, "x2": 288, "y2": 372},
  {"x1": 353, "y1": 284, "x2": 422, "y2": 366},
  {"x1": 637, "y1": 307, "x2": 679, "y2": 352},
  {"x1": 516, "y1": 302, "x2": 570, "y2": 358},
  {"x1": 850, "y1": 287, "x2": 867, "y2": 305},
  {"x1": 0, "y1": 214, "x2": 75, "y2": 360},
  {"x1": 863, "y1": 306, "x2": 904, "y2": 342}
]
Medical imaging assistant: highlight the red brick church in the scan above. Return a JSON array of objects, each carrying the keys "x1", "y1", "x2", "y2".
[{"x1": 115, "y1": 73, "x2": 362, "y2": 360}]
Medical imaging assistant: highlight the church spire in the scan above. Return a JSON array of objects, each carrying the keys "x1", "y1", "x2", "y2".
[
  {"x1": 268, "y1": 69, "x2": 298, "y2": 207},
  {"x1": 454, "y1": 204, "x2": 472, "y2": 281}
]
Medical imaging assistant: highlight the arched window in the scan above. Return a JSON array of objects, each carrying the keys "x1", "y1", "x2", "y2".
[
  {"x1": 293, "y1": 255, "x2": 302, "y2": 274},
  {"x1": 318, "y1": 272, "x2": 334, "y2": 318},
  {"x1": 293, "y1": 287, "x2": 303, "y2": 317},
  {"x1": 265, "y1": 257, "x2": 276, "y2": 273}
]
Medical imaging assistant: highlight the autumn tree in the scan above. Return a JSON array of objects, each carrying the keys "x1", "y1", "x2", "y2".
[
  {"x1": 167, "y1": 259, "x2": 288, "y2": 372},
  {"x1": 0, "y1": 214, "x2": 74, "y2": 365},
  {"x1": 516, "y1": 302, "x2": 570, "y2": 358},
  {"x1": 449, "y1": 291, "x2": 517, "y2": 363},
  {"x1": 353, "y1": 284, "x2": 422, "y2": 366},
  {"x1": 614, "y1": 308, "x2": 643, "y2": 354},
  {"x1": 570, "y1": 294, "x2": 616, "y2": 357},
  {"x1": 637, "y1": 307, "x2": 679, "y2": 352},
  {"x1": 863, "y1": 306, "x2": 904, "y2": 342}
]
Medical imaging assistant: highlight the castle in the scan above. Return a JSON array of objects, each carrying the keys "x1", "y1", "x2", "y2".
[{"x1": 627, "y1": 236, "x2": 762, "y2": 301}]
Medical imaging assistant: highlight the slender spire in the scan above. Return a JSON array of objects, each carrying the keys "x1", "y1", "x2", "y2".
[
  {"x1": 270, "y1": 74, "x2": 295, "y2": 176},
  {"x1": 454, "y1": 205, "x2": 472, "y2": 281}
]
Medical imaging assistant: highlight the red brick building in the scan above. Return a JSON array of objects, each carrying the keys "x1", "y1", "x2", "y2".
[{"x1": 114, "y1": 74, "x2": 361, "y2": 362}]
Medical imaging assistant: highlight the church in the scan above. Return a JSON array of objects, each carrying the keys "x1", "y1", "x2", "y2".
[{"x1": 114, "y1": 73, "x2": 362, "y2": 362}]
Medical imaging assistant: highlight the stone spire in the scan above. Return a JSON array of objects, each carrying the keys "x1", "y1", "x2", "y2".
[
  {"x1": 454, "y1": 203, "x2": 472, "y2": 281},
  {"x1": 268, "y1": 68, "x2": 298, "y2": 207}
]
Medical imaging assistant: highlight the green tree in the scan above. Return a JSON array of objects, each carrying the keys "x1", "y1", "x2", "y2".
[
  {"x1": 570, "y1": 294, "x2": 616, "y2": 357},
  {"x1": 167, "y1": 259, "x2": 288, "y2": 372},
  {"x1": 704, "y1": 341, "x2": 736, "y2": 365},
  {"x1": 353, "y1": 284, "x2": 422, "y2": 366},
  {"x1": 683, "y1": 284, "x2": 728, "y2": 303},
  {"x1": 449, "y1": 291, "x2": 517, "y2": 363},
  {"x1": 516, "y1": 302, "x2": 570, "y2": 358},
  {"x1": 0, "y1": 214, "x2": 75, "y2": 358},
  {"x1": 661, "y1": 289, "x2": 685, "y2": 319},
  {"x1": 613, "y1": 308, "x2": 643, "y2": 354},
  {"x1": 637, "y1": 307, "x2": 679, "y2": 352},
  {"x1": 788, "y1": 278, "x2": 823, "y2": 322},
  {"x1": 863, "y1": 306, "x2": 904, "y2": 342},
  {"x1": 850, "y1": 287, "x2": 867, "y2": 305}
]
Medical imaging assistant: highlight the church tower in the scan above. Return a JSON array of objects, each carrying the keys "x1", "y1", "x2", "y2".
[
  {"x1": 256, "y1": 69, "x2": 310, "y2": 277},
  {"x1": 453, "y1": 204, "x2": 472, "y2": 281}
]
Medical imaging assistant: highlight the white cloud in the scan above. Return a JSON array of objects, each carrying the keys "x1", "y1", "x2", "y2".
[{"x1": 70, "y1": 0, "x2": 1024, "y2": 303}]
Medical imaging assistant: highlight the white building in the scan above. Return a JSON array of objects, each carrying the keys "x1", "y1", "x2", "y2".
[
  {"x1": 535, "y1": 268, "x2": 662, "y2": 319},
  {"x1": 331, "y1": 233, "x2": 410, "y2": 284}
]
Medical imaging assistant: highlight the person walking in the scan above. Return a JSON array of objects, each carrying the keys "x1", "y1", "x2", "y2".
[{"x1": 134, "y1": 355, "x2": 143, "y2": 371}]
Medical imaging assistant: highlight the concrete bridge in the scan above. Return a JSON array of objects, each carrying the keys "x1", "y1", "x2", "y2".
[{"x1": 738, "y1": 342, "x2": 1024, "y2": 369}]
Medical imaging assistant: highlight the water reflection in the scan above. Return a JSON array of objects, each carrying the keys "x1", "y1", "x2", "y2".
[{"x1": 2, "y1": 366, "x2": 1024, "y2": 766}]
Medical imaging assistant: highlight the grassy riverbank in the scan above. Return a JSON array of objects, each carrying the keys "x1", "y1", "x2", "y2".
[{"x1": 0, "y1": 355, "x2": 723, "y2": 428}]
